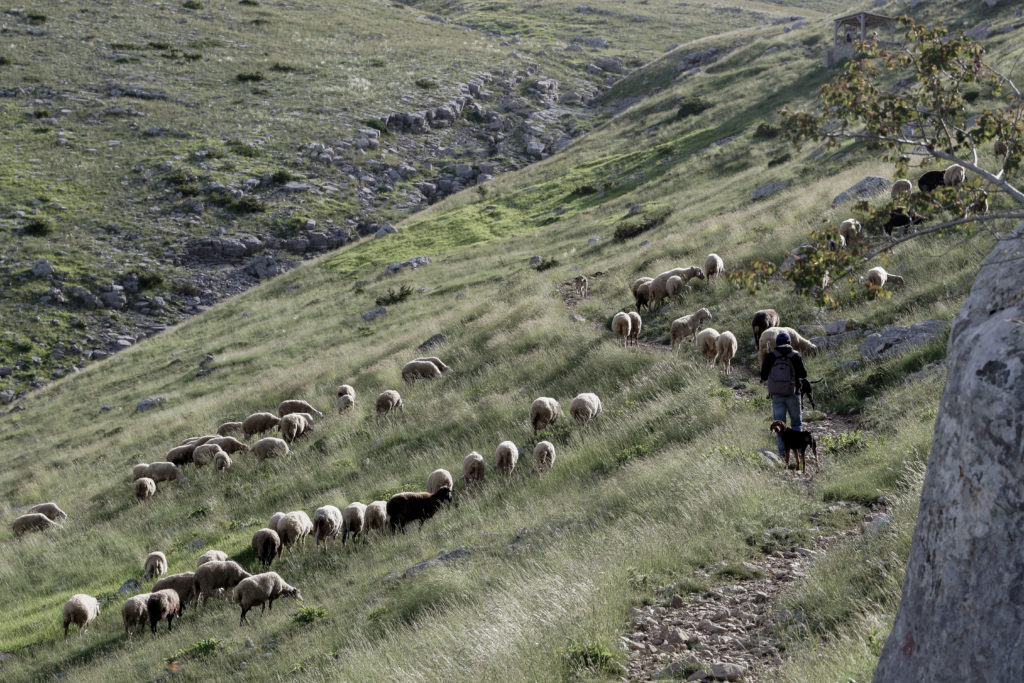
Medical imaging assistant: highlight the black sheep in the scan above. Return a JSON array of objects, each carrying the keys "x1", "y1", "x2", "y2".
[
  {"x1": 386, "y1": 487, "x2": 452, "y2": 532},
  {"x1": 883, "y1": 210, "x2": 926, "y2": 236},
  {"x1": 917, "y1": 170, "x2": 945, "y2": 193}
]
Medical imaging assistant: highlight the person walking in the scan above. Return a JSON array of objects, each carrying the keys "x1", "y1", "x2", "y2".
[{"x1": 760, "y1": 331, "x2": 808, "y2": 462}]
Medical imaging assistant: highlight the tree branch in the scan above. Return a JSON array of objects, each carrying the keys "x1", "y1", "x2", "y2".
[{"x1": 860, "y1": 211, "x2": 1024, "y2": 262}]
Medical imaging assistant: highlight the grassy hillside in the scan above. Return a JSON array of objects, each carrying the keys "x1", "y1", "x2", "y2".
[{"x1": 1, "y1": 1, "x2": 1022, "y2": 681}]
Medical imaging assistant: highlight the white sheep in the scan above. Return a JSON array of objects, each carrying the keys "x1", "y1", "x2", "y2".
[
  {"x1": 342, "y1": 502, "x2": 367, "y2": 546},
  {"x1": 867, "y1": 266, "x2": 906, "y2": 290},
  {"x1": 153, "y1": 572, "x2": 198, "y2": 610},
  {"x1": 232, "y1": 571, "x2": 302, "y2": 625},
  {"x1": 757, "y1": 327, "x2": 819, "y2": 366},
  {"x1": 279, "y1": 511, "x2": 314, "y2": 551},
  {"x1": 143, "y1": 551, "x2": 168, "y2": 581},
  {"x1": 313, "y1": 505, "x2": 343, "y2": 550},
  {"x1": 268, "y1": 512, "x2": 286, "y2": 533},
  {"x1": 194, "y1": 560, "x2": 252, "y2": 607},
  {"x1": 569, "y1": 393, "x2": 602, "y2": 425},
  {"x1": 891, "y1": 179, "x2": 913, "y2": 199},
  {"x1": 713, "y1": 331, "x2": 738, "y2": 375},
  {"x1": 530, "y1": 397, "x2": 561, "y2": 432},
  {"x1": 337, "y1": 394, "x2": 355, "y2": 414},
  {"x1": 532, "y1": 441, "x2": 556, "y2": 473},
  {"x1": 208, "y1": 436, "x2": 248, "y2": 454},
  {"x1": 631, "y1": 276, "x2": 654, "y2": 311},
  {"x1": 414, "y1": 357, "x2": 452, "y2": 374},
  {"x1": 134, "y1": 477, "x2": 157, "y2": 500},
  {"x1": 12, "y1": 512, "x2": 63, "y2": 537},
  {"x1": 839, "y1": 219, "x2": 862, "y2": 244},
  {"x1": 192, "y1": 443, "x2": 226, "y2": 469},
  {"x1": 242, "y1": 412, "x2": 281, "y2": 440},
  {"x1": 402, "y1": 359, "x2": 442, "y2": 384},
  {"x1": 364, "y1": 500, "x2": 388, "y2": 533},
  {"x1": 29, "y1": 502, "x2": 67, "y2": 521},
  {"x1": 337, "y1": 384, "x2": 356, "y2": 400},
  {"x1": 611, "y1": 312, "x2": 632, "y2": 346},
  {"x1": 252, "y1": 528, "x2": 282, "y2": 568},
  {"x1": 196, "y1": 550, "x2": 229, "y2": 568},
  {"x1": 627, "y1": 311, "x2": 642, "y2": 346},
  {"x1": 121, "y1": 593, "x2": 151, "y2": 638},
  {"x1": 496, "y1": 441, "x2": 519, "y2": 476},
  {"x1": 147, "y1": 462, "x2": 186, "y2": 484},
  {"x1": 572, "y1": 274, "x2": 589, "y2": 298},
  {"x1": 695, "y1": 328, "x2": 721, "y2": 365},
  {"x1": 427, "y1": 468, "x2": 454, "y2": 495},
  {"x1": 650, "y1": 267, "x2": 704, "y2": 307},
  {"x1": 132, "y1": 463, "x2": 151, "y2": 481},
  {"x1": 463, "y1": 451, "x2": 485, "y2": 486},
  {"x1": 62, "y1": 594, "x2": 100, "y2": 640},
  {"x1": 252, "y1": 437, "x2": 289, "y2": 462},
  {"x1": 669, "y1": 307, "x2": 712, "y2": 350},
  {"x1": 277, "y1": 399, "x2": 323, "y2": 418},
  {"x1": 944, "y1": 163, "x2": 966, "y2": 187},
  {"x1": 217, "y1": 421, "x2": 243, "y2": 437},
  {"x1": 214, "y1": 452, "x2": 233, "y2": 472},
  {"x1": 703, "y1": 254, "x2": 724, "y2": 282},
  {"x1": 665, "y1": 275, "x2": 685, "y2": 301},
  {"x1": 278, "y1": 413, "x2": 309, "y2": 444},
  {"x1": 376, "y1": 389, "x2": 404, "y2": 423}
]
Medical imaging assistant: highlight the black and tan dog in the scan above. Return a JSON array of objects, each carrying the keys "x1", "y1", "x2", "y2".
[
  {"x1": 770, "y1": 420, "x2": 818, "y2": 473},
  {"x1": 800, "y1": 378, "x2": 823, "y2": 410}
]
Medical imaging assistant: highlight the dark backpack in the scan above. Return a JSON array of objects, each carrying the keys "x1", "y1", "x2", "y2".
[{"x1": 767, "y1": 349, "x2": 797, "y2": 396}]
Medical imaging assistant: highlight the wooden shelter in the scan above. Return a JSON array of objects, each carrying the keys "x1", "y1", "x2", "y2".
[{"x1": 825, "y1": 11, "x2": 898, "y2": 67}]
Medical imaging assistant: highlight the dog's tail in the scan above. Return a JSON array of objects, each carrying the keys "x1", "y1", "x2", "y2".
[{"x1": 806, "y1": 378, "x2": 824, "y2": 385}]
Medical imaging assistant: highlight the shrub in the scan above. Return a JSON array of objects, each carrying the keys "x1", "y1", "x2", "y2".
[
  {"x1": 752, "y1": 123, "x2": 780, "y2": 140},
  {"x1": 768, "y1": 153, "x2": 791, "y2": 167},
  {"x1": 225, "y1": 139, "x2": 261, "y2": 157},
  {"x1": 23, "y1": 218, "x2": 52, "y2": 236},
  {"x1": 363, "y1": 118, "x2": 393, "y2": 138},
  {"x1": 182, "y1": 0, "x2": 202, "y2": 8},
  {"x1": 26, "y1": 13, "x2": 46, "y2": 23},
  {"x1": 236, "y1": 71, "x2": 264, "y2": 83},
  {"x1": 293, "y1": 606, "x2": 327, "y2": 624},
  {"x1": 133, "y1": 271, "x2": 164, "y2": 290},
  {"x1": 675, "y1": 95, "x2": 712, "y2": 119},
  {"x1": 270, "y1": 169, "x2": 295, "y2": 184},
  {"x1": 532, "y1": 257, "x2": 559, "y2": 272},
  {"x1": 270, "y1": 62, "x2": 294, "y2": 72},
  {"x1": 147, "y1": 41, "x2": 172, "y2": 50},
  {"x1": 239, "y1": 0, "x2": 259, "y2": 4},
  {"x1": 0, "y1": 56, "x2": 12, "y2": 66},
  {"x1": 559, "y1": 640, "x2": 622, "y2": 678},
  {"x1": 209, "y1": 190, "x2": 266, "y2": 214},
  {"x1": 166, "y1": 639, "x2": 224, "y2": 664},
  {"x1": 414, "y1": 77, "x2": 439, "y2": 89},
  {"x1": 375, "y1": 284, "x2": 414, "y2": 307}
]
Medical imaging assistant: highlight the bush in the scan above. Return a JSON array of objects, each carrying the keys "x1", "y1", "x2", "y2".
[
  {"x1": 532, "y1": 257, "x2": 559, "y2": 272},
  {"x1": 182, "y1": 0, "x2": 202, "y2": 9},
  {"x1": 239, "y1": 0, "x2": 259, "y2": 4},
  {"x1": 415, "y1": 77, "x2": 439, "y2": 89},
  {"x1": 363, "y1": 118, "x2": 393, "y2": 138},
  {"x1": 375, "y1": 284, "x2": 414, "y2": 307},
  {"x1": 559, "y1": 641, "x2": 622, "y2": 678},
  {"x1": 293, "y1": 606, "x2": 327, "y2": 624},
  {"x1": 133, "y1": 271, "x2": 164, "y2": 291},
  {"x1": 0, "y1": 56, "x2": 12, "y2": 66},
  {"x1": 236, "y1": 71, "x2": 264, "y2": 83},
  {"x1": 209, "y1": 190, "x2": 266, "y2": 214},
  {"x1": 675, "y1": 95, "x2": 712, "y2": 119},
  {"x1": 225, "y1": 139, "x2": 261, "y2": 157},
  {"x1": 768, "y1": 153, "x2": 791, "y2": 167},
  {"x1": 166, "y1": 639, "x2": 223, "y2": 664},
  {"x1": 753, "y1": 123, "x2": 781, "y2": 140},
  {"x1": 270, "y1": 62, "x2": 294, "y2": 72},
  {"x1": 270, "y1": 169, "x2": 295, "y2": 184},
  {"x1": 23, "y1": 218, "x2": 52, "y2": 236}
]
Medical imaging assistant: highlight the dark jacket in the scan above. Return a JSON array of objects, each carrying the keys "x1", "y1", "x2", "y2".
[{"x1": 760, "y1": 344, "x2": 807, "y2": 385}]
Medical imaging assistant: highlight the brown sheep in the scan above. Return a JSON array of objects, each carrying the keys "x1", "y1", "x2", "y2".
[
  {"x1": 386, "y1": 487, "x2": 452, "y2": 533},
  {"x1": 751, "y1": 309, "x2": 780, "y2": 349},
  {"x1": 147, "y1": 589, "x2": 181, "y2": 633}
]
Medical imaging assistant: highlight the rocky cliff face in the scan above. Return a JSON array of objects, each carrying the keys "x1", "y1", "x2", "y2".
[{"x1": 874, "y1": 220, "x2": 1024, "y2": 681}]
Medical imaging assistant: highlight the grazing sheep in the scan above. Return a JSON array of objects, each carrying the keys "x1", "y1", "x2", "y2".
[
  {"x1": 944, "y1": 163, "x2": 966, "y2": 187},
  {"x1": 463, "y1": 452, "x2": 485, "y2": 486},
  {"x1": 217, "y1": 421, "x2": 243, "y2": 437},
  {"x1": 164, "y1": 444, "x2": 195, "y2": 467},
  {"x1": 627, "y1": 311, "x2": 642, "y2": 346},
  {"x1": 12, "y1": 512, "x2": 63, "y2": 537},
  {"x1": 751, "y1": 309, "x2": 780, "y2": 349},
  {"x1": 278, "y1": 511, "x2": 313, "y2": 551},
  {"x1": 252, "y1": 528, "x2": 282, "y2": 568},
  {"x1": 153, "y1": 572, "x2": 198, "y2": 610},
  {"x1": 968, "y1": 190, "x2": 989, "y2": 215},
  {"x1": 278, "y1": 413, "x2": 309, "y2": 444},
  {"x1": 572, "y1": 274, "x2": 589, "y2": 298},
  {"x1": 232, "y1": 571, "x2": 303, "y2": 625},
  {"x1": 337, "y1": 384, "x2": 356, "y2": 400},
  {"x1": 214, "y1": 452, "x2": 233, "y2": 472},
  {"x1": 62, "y1": 594, "x2": 100, "y2": 640},
  {"x1": 665, "y1": 275, "x2": 685, "y2": 301},
  {"x1": 882, "y1": 209, "x2": 926, "y2": 236},
  {"x1": 838, "y1": 219, "x2": 861, "y2": 244},
  {"x1": 828, "y1": 234, "x2": 847, "y2": 252},
  {"x1": 252, "y1": 437, "x2": 289, "y2": 462},
  {"x1": 342, "y1": 502, "x2": 367, "y2": 546},
  {"x1": 611, "y1": 312, "x2": 632, "y2": 346},
  {"x1": 207, "y1": 436, "x2": 248, "y2": 454},
  {"x1": 134, "y1": 477, "x2": 157, "y2": 500},
  {"x1": 413, "y1": 357, "x2": 452, "y2": 374},
  {"x1": 402, "y1": 359, "x2": 443, "y2": 384},
  {"x1": 277, "y1": 399, "x2": 323, "y2": 419},
  {"x1": 29, "y1": 502, "x2": 68, "y2": 521},
  {"x1": 364, "y1": 500, "x2": 389, "y2": 532},
  {"x1": 337, "y1": 393, "x2": 355, "y2": 414},
  {"x1": 268, "y1": 512, "x2": 286, "y2": 533},
  {"x1": 143, "y1": 551, "x2": 167, "y2": 581},
  {"x1": 426, "y1": 468, "x2": 454, "y2": 495},
  {"x1": 891, "y1": 179, "x2": 913, "y2": 199},
  {"x1": 632, "y1": 277, "x2": 654, "y2": 311},
  {"x1": 530, "y1": 397, "x2": 562, "y2": 432},
  {"x1": 386, "y1": 487, "x2": 452, "y2": 532},
  {"x1": 312, "y1": 505, "x2": 343, "y2": 550},
  {"x1": 192, "y1": 443, "x2": 226, "y2": 469},
  {"x1": 376, "y1": 389, "x2": 404, "y2": 423},
  {"x1": 695, "y1": 328, "x2": 721, "y2": 364},
  {"x1": 242, "y1": 412, "x2": 281, "y2": 439},
  {"x1": 866, "y1": 266, "x2": 906, "y2": 290},
  {"x1": 569, "y1": 393, "x2": 602, "y2": 425},
  {"x1": 714, "y1": 331, "x2": 739, "y2": 374},
  {"x1": 650, "y1": 267, "x2": 704, "y2": 307},
  {"x1": 496, "y1": 441, "x2": 519, "y2": 476},
  {"x1": 145, "y1": 463, "x2": 185, "y2": 484},
  {"x1": 757, "y1": 327, "x2": 819, "y2": 366},
  {"x1": 994, "y1": 140, "x2": 1009, "y2": 157},
  {"x1": 532, "y1": 441, "x2": 556, "y2": 473},
  {"x1": 147, "y1": 589, "x2": 181, "y2": 633},
  {"x1": 918, "y1": 170, "x2": 945, "y2": 193},
  {"x1": 193, "y1": 560, "x2": 252, "y2": 607},
  {"x1": 669, "y1": 307, "x2": 712, "y2": 350},
  {"x1": 132, "y1": 463, "x2": 151, "y2": 481},
  {"x1": 122, "y1": 593, "x2": 152, "y2": 638},
  {"x1": 703, "y1": 254, "x2": 724, "y2": 282},
  {"x1": 196, "y1": 550, "x2": 229, "y2": 568}
]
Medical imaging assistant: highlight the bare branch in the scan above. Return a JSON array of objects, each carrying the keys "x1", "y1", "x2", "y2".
[
  {"x1": 860, "y1": 211, "x2": 1024, "y2": 262},
  {"x1": 927, "y1": 150, "x2": 1024, "y2": 204}
]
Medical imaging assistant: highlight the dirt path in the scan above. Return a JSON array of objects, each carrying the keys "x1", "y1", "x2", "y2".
[{"x1": 558, "y1": 280, "x2": 866, "y2": 682}]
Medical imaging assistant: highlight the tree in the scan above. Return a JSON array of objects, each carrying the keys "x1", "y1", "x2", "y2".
[
  {"x1": 729, "y1": 18, "x2": 1024, "y2": 305},
  {"x1": 758, "y1": 19, "x2": 1024, "y2": 681}
]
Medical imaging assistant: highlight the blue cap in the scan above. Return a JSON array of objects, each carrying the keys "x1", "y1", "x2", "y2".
[{"x1": 776, "y1": 332, "x2": 791, "y2": 345}]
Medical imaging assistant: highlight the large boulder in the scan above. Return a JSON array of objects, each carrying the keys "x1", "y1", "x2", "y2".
[
  {"x1": 859, "y1": 319, "x2": 949, "y2": 360},
  {"x1": 831, "y1": 176, "x2": 890, "y2": 207},
  {"x1": 874, "y1": 219, "x2": 1024, "y2": 681}
]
